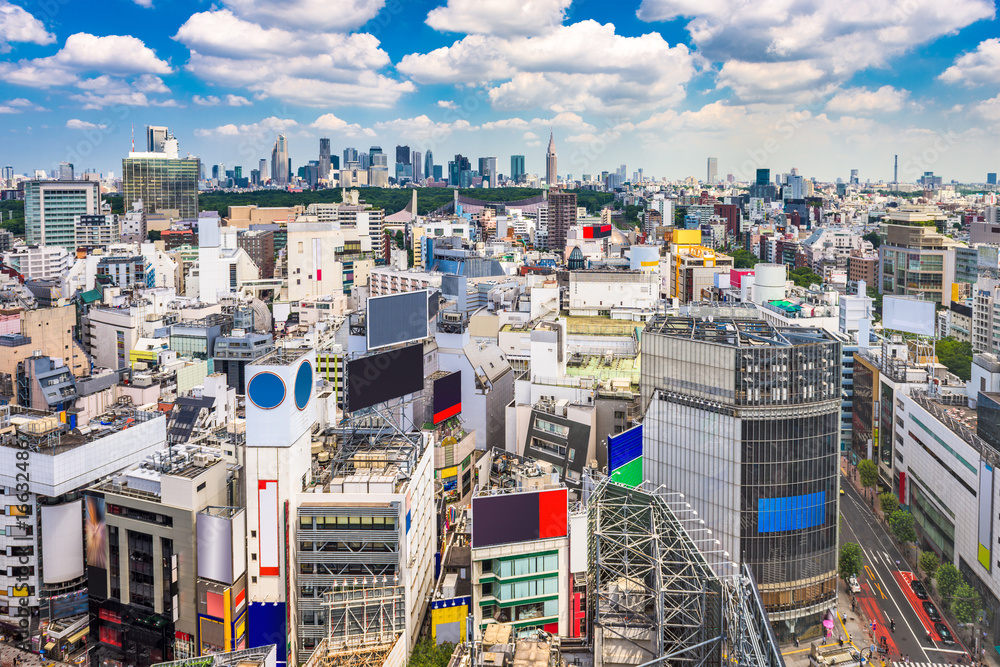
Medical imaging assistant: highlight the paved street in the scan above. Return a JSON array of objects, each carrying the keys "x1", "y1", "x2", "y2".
[{"x1": 839, "y1": 469, "x2": 970, "y2": 665}]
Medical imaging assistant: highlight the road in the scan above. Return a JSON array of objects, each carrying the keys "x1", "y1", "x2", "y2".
[{"x1": 840, "y1": 471, "x2": 969, "y2": 666}]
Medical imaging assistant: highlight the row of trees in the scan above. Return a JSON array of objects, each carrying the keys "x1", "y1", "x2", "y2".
[{"x1": 845, "y1": 460, "x2": 982, "y2": 625}]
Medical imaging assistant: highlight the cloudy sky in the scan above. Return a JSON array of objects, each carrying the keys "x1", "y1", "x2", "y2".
[{"x1": 1, "y1": 0, "x2": 999, "y2": 183}]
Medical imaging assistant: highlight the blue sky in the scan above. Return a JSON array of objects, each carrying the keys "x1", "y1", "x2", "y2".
[{"x1": 1, "y1": 0, "x2": 999, "y2": 183}]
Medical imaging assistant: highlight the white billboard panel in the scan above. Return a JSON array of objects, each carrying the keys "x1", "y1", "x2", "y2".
[
  {"x1": 197, "y1": 511, "x2": 235, "y2": 584},
  {"x1": 882, "y1": 296, "x2": 936, "y2": 336},
  {"x1": 41, "y1": 501, "x2": 84, "y2": 584}
]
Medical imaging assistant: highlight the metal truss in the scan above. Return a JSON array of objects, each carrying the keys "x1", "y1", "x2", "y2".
[
  {"x1": 587, "y1": 477, "x2": 784, "y2": 667},
  {"x1": 309, "y1": 584, "x2": 405, "y2": 667}
]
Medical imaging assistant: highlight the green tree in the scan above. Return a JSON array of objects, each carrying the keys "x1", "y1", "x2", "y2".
[
  {"x1": 839, "y1": 542, "x2": 864, "y2": 580},
  {"x1": 936, "y1": 337, "x2": 974, "y2": 382},
  {"x1": 863, "y1": 231, "x2": 882, "y2": 249},
  {"x1": 866, "y1": 286, "x2": 883, "y2": 322},
  {"x1": 731, "y1": 249, "x2": 759, "y2": 269},
  {"x1": 858, "y1": 459, "x2": 878, "y2": 496},
  {"x1": 409, "y1": 639, "x2": 455, "y2": 667},
  {"x1": 936, "y1": 563, "x2": 961, "y2": 600},
  {"x1": 889, "y1": 510, "x2": 917, "y2": 544},
  {"x1": 789, "y1": 266, "x2": 822, "y2": 288},
  {"x1": 918, "y1": 550, "x2": 940, "y2": 581},
  {"x1": 394, "y1": 230, "x2": 405, "y2": 249},
  {"x1": 951, "y1": 581, "x2": 981, "y2": 624},
  {"x1": 879, "y1": 491, "x2": 899, "y2": 516},
  {"x1": 147, "y1": 230, "x2": 162, "y2": 242}
]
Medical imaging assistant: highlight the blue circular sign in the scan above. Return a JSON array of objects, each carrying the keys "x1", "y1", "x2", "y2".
[
  {"x1": 295, "y1": 361, "x2": 313, "y2": 410},
  {"x1": 248, "y1": 371, "x2": 285, "y2": 409}
]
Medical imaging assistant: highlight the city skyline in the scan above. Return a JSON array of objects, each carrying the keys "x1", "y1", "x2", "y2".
[{"x1": 0, "y1": 0, "x2": 999, "y2": 181}]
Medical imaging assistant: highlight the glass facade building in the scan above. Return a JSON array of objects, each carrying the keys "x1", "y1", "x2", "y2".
[
  {"x1": 122, "y1": 156, "x2": 200, "y2": 219},
  {"x1": 24, "y1": 180, "x2": 100, "y2": 249},
  {"x1": 640, "y1": 315, "x2": 841, "y2": 639}
]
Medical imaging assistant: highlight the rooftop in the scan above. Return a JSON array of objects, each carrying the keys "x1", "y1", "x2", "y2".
[
  {"x1": 0, "y1": 404, "x2": 161, "y2": 454},
  {"x1": 645, "y1": 314, "x2": 837, "y2": 347}
]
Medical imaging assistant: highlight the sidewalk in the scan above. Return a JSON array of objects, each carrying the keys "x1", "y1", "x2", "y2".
[
  {"x1": 0, "y1": 642, "x2": 76, "y2": 667},
  {"x1": 781, "y1": 585, "x2": 876, "y2": 667}
]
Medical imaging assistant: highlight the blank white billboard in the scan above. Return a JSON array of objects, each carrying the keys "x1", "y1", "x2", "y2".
[
  {"x1": 41, "y1": 501, "x2": 84, "y2": 584},
  {"x1": 197, "y1": 512, "x2": 235, "y2": 585},
  {"x1": 883, "y1": 296, "x2": 936, "y2": 336}
]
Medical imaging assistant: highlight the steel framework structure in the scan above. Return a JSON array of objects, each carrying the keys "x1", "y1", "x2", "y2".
[
  {"x1": 587, "y1": 477, "x2": 784, "y2": 667},
  {"x1": 304, "y1": 584, "x2": 405, "y2": 667}
]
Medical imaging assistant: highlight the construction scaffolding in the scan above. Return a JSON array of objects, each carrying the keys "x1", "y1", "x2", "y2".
[
  {"x1": 306, "y1": 584, "x2": 405, "y2": 667},
  {"x1": 587, "y1": 477, "x2": 784, "y2": 667}
]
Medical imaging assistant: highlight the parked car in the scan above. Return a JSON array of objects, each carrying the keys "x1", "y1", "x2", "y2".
[
  {"x1": 923, "y1": 601, "x2": 940, "y2": 621},
  {"x1": 935, "y1": 622, "x2": 954, "y2": 645},
  {"x1": 849, "y1": 575, "x2": 861, "y2": 593},
  {"x1": 911, "y1": 580, "x2": 929, "y2": 599}
]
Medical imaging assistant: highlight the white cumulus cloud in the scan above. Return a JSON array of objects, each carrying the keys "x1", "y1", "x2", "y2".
[
  {"x1": 825, "y1": 86, "x2": 910, "y2": 114},
  {"x1": 637, "y1": 0, "x2": 995, "y2": 100},
  {"x1": 0, "y1": 1, "x2": 55, "y2": 52},
  {"x1": 66, "y1": 118, "x2": 108, "y2": 130},
  {"x1": 426, "y1": 0, "x2": 570, "y2": 36},
  {"x1": 940, "y1": 38, "x2": 1000, "y2": 86}
]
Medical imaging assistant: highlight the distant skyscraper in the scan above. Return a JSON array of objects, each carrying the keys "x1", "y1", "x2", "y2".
[
  {"x1": 894, "y1": 155, "x2": 898, "y2": 184},
  {"x1": 425, "y1": 150, "x2": 434, "y2": 180},
  {"x1": 319, "y1": 138, "x2": 331, "y2": 180},
  {"x1": 412, "y1": 151, "x2": 422, "y2": 185},
  {"x1": 850, "y1": 168, "x2": 859, "y2": 185},
  {"x1": 259, "y1": 158, "x2": 268, "y2": 184},
  {"x1": 706, "y1": 157, "x2": 718, "y2": 185},
  {"x1": 146, "y1": 125, "x2": 168, "y2": 152},
  {"x1": 212, "y1": 165, "x2": 220, "y2": 180},
  {"x1": 271, "y1": 135, "x2": 289, "y2": 185},
  {"x1": 58, "y1": 162, "x2": 74, "y2": 181},
  {"x1": 546, "y1": 133, "x2": 558, "y2": 186},
  {"x1": 479, "y1": 157, "x2": 498, "y2": 187},
  {"x1": 988, "y1": 172, "x2": 997, "y2": 186},
  {"x1": 756, "y1": 168, "x2": 770, "y2": 185},
  {"x1": 344, "y1": 147, "x2": 359, "y2": 167},
  {"x1": 395, "y1": 145, "x2": 411, "y2": 166},
  {"x1": 234, "y1": 166, "x2": 243, "y2": 180},
  {"x1": 1, "y1": 166, "x2": 12, "y2": 186},
  {"x1": 511, "y1": 155, "x2": 525, "y2": 184},
  {"x1": 124, "y1": 128, "x2": 199, "y2": 218}
]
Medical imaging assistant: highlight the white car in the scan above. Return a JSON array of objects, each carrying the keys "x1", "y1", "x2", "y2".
[{"x1": 849, "y1": 575, "x2": 861, "y2": 593}]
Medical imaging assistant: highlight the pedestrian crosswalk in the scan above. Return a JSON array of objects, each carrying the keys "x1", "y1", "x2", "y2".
[{"x1": 893, "y1": 663, "x2": 961, "y2": 667}]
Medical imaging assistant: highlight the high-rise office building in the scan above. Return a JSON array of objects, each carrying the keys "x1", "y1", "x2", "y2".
[
  {"x1": 24, "y1": 179, "x2": 100, "y2": 249},
  {"x1": 147, "y1": 125, "x2": 168, "y2": 152},
  {"x1": 424, "y1": 150, "x2": 434, "y2": 181},
  {"x1": 234, "y1": 166, "x2": 242, "y2": 180},
  {"x1": 319, "y1": 138, "x2": 331, "y2": 181},
  {"x1": 412, "y1": 150, "x2": 422, "y2": 185},
  {"x1": 123, "y1": 129, "x2": 200, "y2": 219},
  {"x1": 988, "y1": 172, "x2": 997, "y2": 185},
  {"x1": 1, "y1": 166, "x2": 12, "y2": 186},
  {"x1": 706, "y1": 157, "x2": 718, "y2": 184},
  {"x1": 850, "y1": 168, "x2": 859, "y2": 185},
  {"x1": 511, "y1": 155, "x2": 525, "y2": 184},
  {"x1": 545, "y1": 133, "x2": 557, "y2": 185},
  {"x1": 343, "y1": 147, "x2": 359, "y2": 168},
  {"x1": 271, "y1": 135, "x2": 289, "y2": 185},
  {"x1": 259, "y1": 158, "x2": 268, "y2": 184},
  {"x1": 478, "y1": 156, "x2": 498, "y2": 187},
  {"x1": 58, "y1": 162, "x2": 74, "y2": 181},
  {"x1": 756, "y1": 168, "x2": 770, "y2": 185},
  {"x1": 641, "y1": 314, "x2": 841, "y2": 639},
  {"x1": 369, "y1": 150, "x2": 389, "y2": 187},
  {"x1": 546, "y1": 190, "x2": 576, "y2": 251},
  {"x1": 395, "y1": 145, "x2": 411, "y2": 166},
  {"x1": 450, "y1": 154, "x2": 470, "y2": 187}
]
